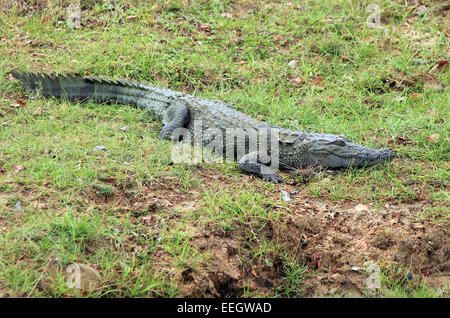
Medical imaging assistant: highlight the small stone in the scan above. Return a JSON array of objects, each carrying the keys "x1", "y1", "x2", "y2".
[
  {"x1": 120, "y1": 126, "x2": 129, "y2": 132},
  {"x1": 350, "y1": 266, "x2": 361, "y2": 272},
  {"x1": 15, "y1": 201, "x2": 23, "y2": 211},
  {"x1": 406, "y1": 270, "x2": 413, "y2": 280},
  {"x1": 288, "y1": 60, "x2": 298, "y2": 69},
  {"x1": 281, "y1": 190, "x2": 291, "y2": 201},
  {"x1": 93, "y1": 145, "x2": 108, "y2": 152}
]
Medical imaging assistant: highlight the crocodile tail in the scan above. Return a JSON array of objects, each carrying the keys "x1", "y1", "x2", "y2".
[{"x1": 10, "y1": 71, "x2": 149, "y2": 107}]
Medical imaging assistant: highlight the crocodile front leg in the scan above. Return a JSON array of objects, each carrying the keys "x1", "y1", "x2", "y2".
[
  {"x1": 158, "y1": 100, "x2": 190, "y2": 140},
  {"x1": 238, "y1": 152, "x2": 284, "y2": 183}
]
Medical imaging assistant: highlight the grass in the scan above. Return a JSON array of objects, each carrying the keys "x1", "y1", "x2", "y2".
[
  {"x1": 375, "y1": 263, "x2": 447, "y2": 298},
  {"x1": 275, "y1": 260, "x2": 307, "y2": 297},
  {"x1": 0, "y1": 0, "x2": 448, "y2": 297}
]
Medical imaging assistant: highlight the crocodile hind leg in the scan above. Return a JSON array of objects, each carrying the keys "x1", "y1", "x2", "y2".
[
  {"x1": 238, "y1": 152, "x2": 284, "y2": 183},
  {"x1": 158, "y1": 101, "x2": 190, "y2": 140}
]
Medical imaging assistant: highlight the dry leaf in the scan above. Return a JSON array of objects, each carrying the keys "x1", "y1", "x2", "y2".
[
  {"x1": 437, "y1": 60, "x2": 449, "y2": 69},
  {"x1": 413, "y1": 5, "x2": 426, "y2": 16},
  {"x1": 199, "y1": 23, "x2": 211, "y2": 32},
  {"x1": 426, "y1": 133, "x2": 439, "y2": 143},
  {"x1": 429, "y1": 60, "x2": 449, "y2": 73},
  {"x1": 323, "y1": 17, "x2": 343, "y2": 23},
  {"x1": 393, "y1": 96, "x2": 406, "y2": 102},
  {"x1": 41, "y1": 16, "x2": 49, "y2": 24},
  {"x1": 426, "y1": 108, "x2": 435, "y2": 116},
  {"x1": 290, "y1": 77, "x2": 303, "y2": 86},
  {"x1": 312, "y1": 76, "x2": 324, "y2": 88},
  {"x1": 423, "y1": 74, "x2": 443, "y2": 91},
  {"x1": 410, "y1": 93, "x2": 422, "y2": 99},
  {"x1": 390, "y1": 136, "x2": 410, "y2": 145},
  {"x1": 313, "y1": 252, "x2": 320, "y2": 269},
  {"x1": 142, "y1": 216, "x2": 153, "y2": 225},
  {"x1": 33, "y1": 106, "x2": 42, "y2": 116},
  {"x1": 126, "y1": 16, "x2": 138, "y2": 20},
  {"x1": 273, "y1": 87, "x2": 279, "y2": 97},
  {"x1": 14, "y1": 165, "x2": 25, "y2": 172},
  {"x1": 98, "y1": 176, "x2": 117, "y2": 182}
]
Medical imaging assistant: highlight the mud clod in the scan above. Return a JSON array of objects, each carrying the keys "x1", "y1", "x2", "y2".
[{"x1": 210, "y1": 271, "x2": 242, "y2": 298}]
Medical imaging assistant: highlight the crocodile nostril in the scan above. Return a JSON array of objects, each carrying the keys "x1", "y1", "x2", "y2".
[
  {"x1": 387, "y1": 149, "x2": 396, "y2": 159},
  {"x1": 381, "y1": 149, "x2": 396, "y2": 159}
]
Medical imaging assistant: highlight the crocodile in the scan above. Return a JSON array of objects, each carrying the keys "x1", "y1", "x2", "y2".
[{"x1": 10, "y1": 71, "x2": 396, "y2": 183}]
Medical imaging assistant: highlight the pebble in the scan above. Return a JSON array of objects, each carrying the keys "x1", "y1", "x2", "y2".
[
  {"x1": 93, "y1": 145, "x2": 108, "y2": 151},
  {"x1": 288, "y1": 60, "x2": 298, "y2": 69},
  {"x1": 15, "y1": 201, "x2": 23, "y2": 211},
  {"x1": 281, "y1": 190, "x2": 291, "y2": 201}
]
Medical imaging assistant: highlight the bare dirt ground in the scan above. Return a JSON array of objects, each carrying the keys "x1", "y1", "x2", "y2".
[{"x1": 82, "y1": 169, "x2": 449, "y2": 297}]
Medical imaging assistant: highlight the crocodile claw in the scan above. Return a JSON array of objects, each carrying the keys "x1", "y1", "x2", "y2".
[{"x1": 262, "y1": 174, "x2": 284, "y2": 184}]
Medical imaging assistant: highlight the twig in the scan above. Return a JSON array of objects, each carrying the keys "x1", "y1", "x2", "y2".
[{"x1": 27, "y1": 261, "x2": 50, "y2": 297}]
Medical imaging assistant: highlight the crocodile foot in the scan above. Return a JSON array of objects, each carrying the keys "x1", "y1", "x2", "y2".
[{"x1": 262, "y1": 174, "x2": 284, "y2": 184}]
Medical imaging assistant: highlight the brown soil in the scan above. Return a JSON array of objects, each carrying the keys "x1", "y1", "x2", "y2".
[{"x1": 83, "y1": 169, "x2": 449, "y2": 297}]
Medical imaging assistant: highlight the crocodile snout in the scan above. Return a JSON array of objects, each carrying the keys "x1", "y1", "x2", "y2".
[{"x1": 381, "y1": 149, "x2": 396, "y2": 161}]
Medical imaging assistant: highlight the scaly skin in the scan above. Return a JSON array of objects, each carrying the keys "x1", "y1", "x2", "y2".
[{"x1": 10, "y1": 71, "x2": 396, "y2": 183}]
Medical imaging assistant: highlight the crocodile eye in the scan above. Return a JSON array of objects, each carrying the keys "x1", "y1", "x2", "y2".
[{"x1": 334, "y1": 139, "x2": 346, "y2": 146}]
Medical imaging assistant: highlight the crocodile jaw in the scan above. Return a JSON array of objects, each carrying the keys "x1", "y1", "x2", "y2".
[{"x1": 304, "y1": 133, "x2": 396, "y2": 169}]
